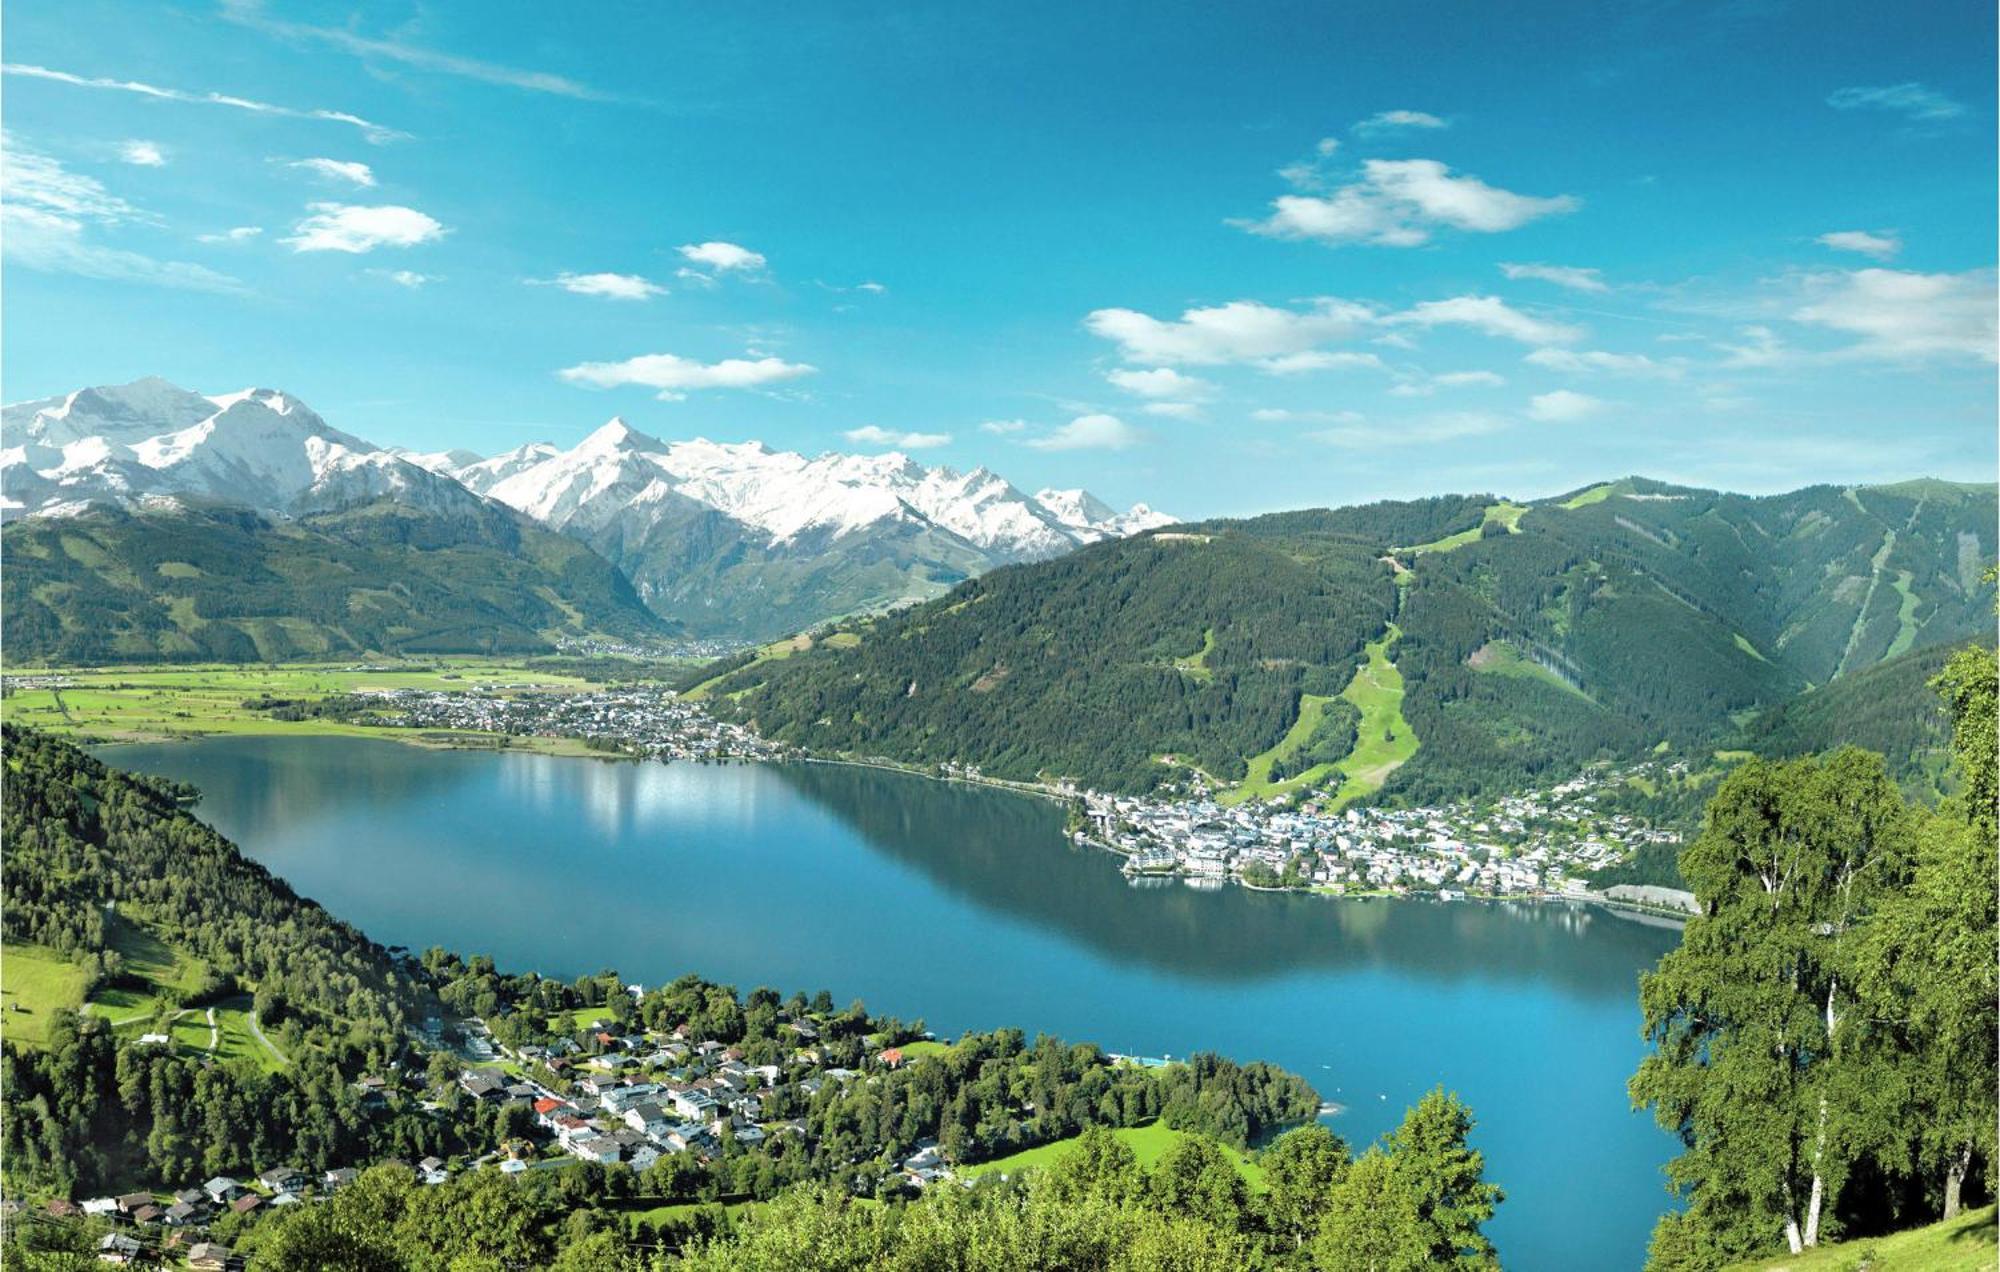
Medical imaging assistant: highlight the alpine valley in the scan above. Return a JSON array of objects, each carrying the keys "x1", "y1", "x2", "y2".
[{"x1": 0, "y1": 378, "x2": 1172, "y2": 658}]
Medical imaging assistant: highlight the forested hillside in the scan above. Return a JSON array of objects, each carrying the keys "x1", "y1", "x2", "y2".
[
  {"x1": 699, "y1": 478, "x2": 1995, "y2": 799},
  {"x1": 1, "y1": 498, "x2": 675, "y2": 665},
  {"x1": 0, "y1": 724, "x2": 430, "y2": 1190}
]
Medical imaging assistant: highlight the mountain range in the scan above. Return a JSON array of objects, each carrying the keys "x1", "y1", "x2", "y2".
[
  {"x1": 690, "y1": 478, "x2": 1998, "y2": 804},
  {"x1": 0, "y1": 378, "x2": 1172, "y2": 655}
]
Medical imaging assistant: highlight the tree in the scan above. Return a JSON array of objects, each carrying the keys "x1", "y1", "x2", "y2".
[
  {"x1": 1632, "y1": 749, "x2": 1917, "y2": 1260},
  {"x1": 1145, "y1": 1135, "x2": 1248, "y2": 1233},
  {"x1": 1867, "y1": 646, "x2": 1998, "y2": 1219},
  {"x1": 1315, "y1": 1148, "x2": 1426, "y2": 1272},
  {"x1": 1262, "y1": 1122, "x2": 1351, "y2": 1247},
  {"x1": 1381, "y1": 1089, "x2": 1502, "y2": 1269}
]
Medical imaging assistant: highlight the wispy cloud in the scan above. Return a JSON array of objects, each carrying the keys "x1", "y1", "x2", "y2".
[
  {"x1": 844, "y1": 424, "x2": 951, "y2": 449},
  {"x1": 558, "y1": 351, "x2": 817, "y2": 400},
  {"x1": 1241, "y1": 158, "x2": 1577, "y2": 247},
  {"x1": 1105, "y1": 367, "x2": 1214, "y2": 399},
  {"x1": 290, "y1": 157, "x2": 376, "y2": 187},
  {"x1": 678, "y1": 241, "x2": 767, "y2": 272},
  {"x1": 1826, "y1": 82, "x2": 1964, "y2": 122},
  {"x1": 1793, "y1": 268, "x2": 1996, "y2": 363},
  {"x1": 219, "y1": 0, "x2": 606, "y2": 100},
  {"x1": 1086, "y1": 298, "x2": 1372, "y2": 365},
  {"x1": 1387, "y1": 295, "x2": 1583, "y2": 345},
  {"x1": 371, "y1": 269, "x2": 438, "y2": 288},
  {"x1": 284, "y1": 203, "x2": 446, "y2": 253},
  {"x1": 2, "y1": 133, "x2": 242, "y2": 293},
  {"x1": 197, "y1": 225, "x2": 263, "y2": 244},
  {"x1": 531, "y1": 271, "x2": 667, "y2": 301},
  {"x1": 1524, "y1": 348, "x2": 1680, "y2": 377},
  {"x1": 2, "y1": 63, "x2": 405, "y2": 143},
  {"x1": 1311, "y1": 411, "x2": 1506, "y2": 448},
  {"x1": 979, "y1": 419, "x2": 1028, "y2": 435},
  {"x1": 1499, "y1": 262, "x2": 1607, "y2": 293},
  {"x1": 1353, "y1": 109, "x2": 1448, "y2": 133}
]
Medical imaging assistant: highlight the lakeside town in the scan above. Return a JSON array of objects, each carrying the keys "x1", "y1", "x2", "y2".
[
  {"x1": 328, "y1": 680, "x2": 1695, "y2": 914},
  {"x1": 1064, "y1": 763, "x2": 1695, "y2": 912}
]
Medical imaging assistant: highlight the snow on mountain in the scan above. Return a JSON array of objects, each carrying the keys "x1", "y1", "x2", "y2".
[
  {"x1": 451, "y1": 418, "x2": 1166, "y2": 560},
  {"x1": 1, "y1": 377, "x2": 480, "y2": 521}
]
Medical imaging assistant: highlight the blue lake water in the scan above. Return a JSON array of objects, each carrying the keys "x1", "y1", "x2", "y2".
[{"x1": 102, "y1": 735, "x2": 1680, "y2": 1268}]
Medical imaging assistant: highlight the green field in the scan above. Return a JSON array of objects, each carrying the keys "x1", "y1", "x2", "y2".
[
  {"x1": 0, "y1": 943, "x2": 91, "y2": 1047},
  {"x1": 1222, "y1": 693, "x2": 1341, "y2": 806},
  {"x1": 1560, "y1": 481, "x2": 1624, "y2": 510},
  {"x1": 1722, "y1": 1205, "x2": 1995, "y2": 1272},
  {"x1": 1324, "y1": 625, "x2": 1419, "y2": 809},
  {"x1": 0, "y1": 658, "x2": 622, "y2": 750},
  {"x1": 1403, "y1": 502, "x2": 1530, "y2": 555},
  {"x1": 958, "y1": 1121, "x2": 1265, "y2": 1189}
]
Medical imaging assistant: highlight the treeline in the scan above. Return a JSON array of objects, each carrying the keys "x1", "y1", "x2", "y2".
[
  {"x1": 50, "y1": 1089, "x2": 1494, "y2": 1270},
  {"x1": 1631, "y1": 644, "x2": 1996, "y2": 1267}
]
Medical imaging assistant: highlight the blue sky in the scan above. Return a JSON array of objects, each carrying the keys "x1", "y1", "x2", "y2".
[{"x1": 4, "y1": 0, "x2": 1994, "y2": 517}]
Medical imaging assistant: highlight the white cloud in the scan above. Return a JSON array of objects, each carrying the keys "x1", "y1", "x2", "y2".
[
  {"x1": 856, "y1": 281, "x2": 887, "y2": 293},
  {"x1": 677, "y1": 240, "x2": 766, "y2": 272},
  {"x1": 1315, "y1": 136, "x2": 1341, "y2": 156},
  {"x1": 558, "y1": 351, "x2": 818, "y2": 399},
  {"x1": 118, "y1": 139, "x2": 166, "y2": 167},
  {"x1": 219, "y1": 1, "x2": 603, "y2": 100},
  {"x1": 1105, "y1": 367, "x2": 1215, "y2": 398},
  {"x1": 1311, "y1": 411, "x2": 1506, "y2": 448},
  {"x1": 1524, "y1": 348, "x2": 1680, "y2": 377},
  {"x1": 2, "y1": 133, "x2": 240, "y2": 292},
  {"x1": 1527, "y1": 389, "x2": 1606, "y2": 422},
  {"x1": 1244, "y1": 158, "x2": 1576, "y2": 247},
  {"x1": 284, "y1": 203, "x2": 445, "y2": 253},
  {"x1": 291, "y1": 157, "x2": 376, "y2": 187},
  {"x1": 2, "y1": 62, "x2": 405, "y2": 143},
  {"x1": 1388, "y1": 295, "x2": 1582, "y2": 345},
  {"x1": 1793, "y1": 268, "x2": 1996, "y2": 362},
  {"x1": 978, "y1": 419, "x2": 1028, "y2": 435},
  {"x1": 1717, "y1": 324, "x2": 1789, "y2": 368},
  {"x1": 1258, "y1": 350, "x2": 1386, "y2": 375},
  {"x1": 1816, "y1": 230, "x2": 1900, "y2": 260},
  {"x1": 373, "y1": 269, "x2": 436, "y2": 288},
  {"x1": 844, "y1": 424, "x2": 951, "y2": 449},
  {"x1": 1499, "y1": 261, "x2": 1607, "y2": 293},
  {"x1": 1142, "y1": 402, "x2": 1203, "y2": 419},
  {"x1": 1086, "y1": 298, "x2": 1372, "y2": 365},
  {"x1": 1354, "y1": 109, "x2": 1447, "y2": 133},
  {"x1": 535, "y1": 271, "x2": 666, "y2": 301},
  {"x1": 1025, "y1": 413, "x2": 1143, "y2": 451},
  {"x1": 1826, "y1": 83, "x2": 1964, "y2": 122},
  {"x1": 197, "y1": 225, "x2": 263, "y2": 244}
]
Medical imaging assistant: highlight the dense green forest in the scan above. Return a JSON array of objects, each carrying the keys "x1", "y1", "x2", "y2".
[
  {"x1": 1, "y1": 498, "x2": 674, "y2": 665},
  {"x1": 1632, "y1": 644, "x2": 1997, "y2": 1268},
  {"x1": 695, "y1": 478, "x2": 1995, "y2": 801}
]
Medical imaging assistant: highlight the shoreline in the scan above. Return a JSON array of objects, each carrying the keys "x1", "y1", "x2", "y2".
[{"x1": 56, "y1": 713, "x2": 1689, "y2": 929}]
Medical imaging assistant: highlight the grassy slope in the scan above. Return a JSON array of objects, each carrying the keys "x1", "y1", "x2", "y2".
[
  {"x1": 1403, "y1": 502, "x2": 1531, "y2": 555},
  {"x1": 1723, "y1": 1205, "x2": 1996, "y2": 1272},
  {"x1": 1221, "y1": 693, "x2": 1340, "y2": 805},
  {"x1": 1326, "y1": 625, "x2": 1419, "y2": 808},
  {"x1": 0, "y1": 944, "x2": 90, "y2": 1046},
  {"x1": 957, "y1": 1121, "x2": 1265, "y2": 1189}
]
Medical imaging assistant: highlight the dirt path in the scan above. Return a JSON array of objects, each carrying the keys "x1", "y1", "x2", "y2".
[{"x1": 248, "y1": 1010, "x2": 290, "y2": 1065}]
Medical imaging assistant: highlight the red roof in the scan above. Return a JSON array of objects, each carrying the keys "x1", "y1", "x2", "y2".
[{"x1": 533, "y1": 1098, "x2": 565, "y2": 1115}]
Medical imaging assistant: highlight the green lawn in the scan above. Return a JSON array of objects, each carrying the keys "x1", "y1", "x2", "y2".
[
  {"x1": 0, "y1": 943, "x2": 91, "y2": 1047},
  {"x1": 1723, "y1": 1205, "x2": 1995, "y2": 1272},
  {"x1": 1324, "y1": 625, "x2": 1419, "y2": 809},
  {"x1": 1560, "y1": 481, "x2": 1625, "y2": 510},
  {"x1": 888, "y1": 1039, "x2": 951, "y2": 1060},
  {"x1": 958, "y1": 1121, "x2": 1265, "y2": 1189}
]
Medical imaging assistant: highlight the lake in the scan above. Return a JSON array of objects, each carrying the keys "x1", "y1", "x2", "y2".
[{"x1": 102, "y1": 735, "x2": 1681, "y2": 1268}]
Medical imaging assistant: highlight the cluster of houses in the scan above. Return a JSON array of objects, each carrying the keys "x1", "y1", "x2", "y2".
[
  {"x1": 1077, "y1": 759, "x2": 1688, "y2": 901},
  {"x1": 356, "y1": 685, "x2": 775, "y2": 762}
]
